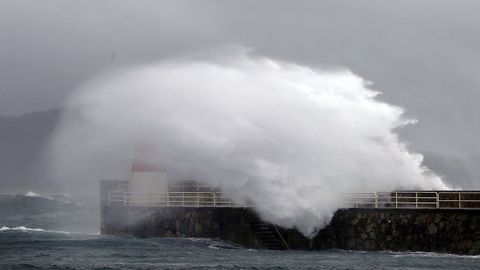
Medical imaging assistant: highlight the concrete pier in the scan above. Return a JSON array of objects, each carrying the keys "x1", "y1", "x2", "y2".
[{"x1": 100, "y1": 180, "x2": 480, "y2": 254}]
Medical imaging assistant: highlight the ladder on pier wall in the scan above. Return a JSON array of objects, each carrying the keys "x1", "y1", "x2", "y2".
[{"x1": 251, "y1": 223, "x2": 290, "y2": 250}]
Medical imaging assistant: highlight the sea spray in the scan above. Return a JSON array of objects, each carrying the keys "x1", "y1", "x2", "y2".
[{"x1": 49, "y1": 53, "x2": 447, "y2": 236}]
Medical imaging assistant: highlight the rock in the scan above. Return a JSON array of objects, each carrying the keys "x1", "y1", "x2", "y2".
[
  {"x1": 434, "y1": 214, "x2": 442, "y2": 224},
  {"x1": 465, "y1": 240, "x2": 472, "y2": 249},
  {"x1": 204, "y1": 219, "x2": 211, "y2": 227},
  {"x1": 439, "y1": 221, "x2": 445, "y2": 230},
  {"x1": 472, "y1": 240, "x2": 480, "y2": 250},
  {"x1": 406, "y1": 235, "x2": 412, "y2": 242},
  {"x1": 163, "y1": 230, "x2": 174, "y2": 237},
  {"x1": 347, "y1": 239, "x2": 356, "y2": 248},
  {"x1": 188, "y1": 220, "x2": 195, "y2": 232},
  {"x1": 175, "y1": 220, "x2": 181, "y2": 232},
  {"x1": 457, "y1": 240, "x2": 472, "y2": 251},
  {"x1": 195, "y1": 222, "x2": 203, "y2": 234},
  {"x1": 365, "y1": 240, "x2": 376, "y2": 250},
  {"x1": 181, "y1": 221, "x2": 189, "y2": 232},
  {"x1": 428, "y1": 224, "x2": 437, "y2": 235},
  {"x1": 414, "y1": 217, "x2": 421, "y2": 225}
]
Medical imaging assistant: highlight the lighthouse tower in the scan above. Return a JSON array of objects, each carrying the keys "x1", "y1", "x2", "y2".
[{"x1": 129, "y1": 142, "x2": 168, "y2": 194}]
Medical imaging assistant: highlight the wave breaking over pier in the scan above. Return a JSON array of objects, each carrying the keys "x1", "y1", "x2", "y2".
[{"x1": 50, "y1": 52, "x2": 447, "y2": 236}]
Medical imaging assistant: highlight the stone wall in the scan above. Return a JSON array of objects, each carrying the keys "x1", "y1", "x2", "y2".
[
  {"x1": 100, "y1": 180, "x2": 480, "y2": 254},
  {"x1": 311, "y1": 208, "x2": 480, "y2": 254},
  {"x1": 101, "y1": 206, "x2": 267, "y2": 248}
]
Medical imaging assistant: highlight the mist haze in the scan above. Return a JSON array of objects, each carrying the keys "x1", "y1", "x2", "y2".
[{"x1": 1, "y1": 1, "x2": 480, "y2": 194}]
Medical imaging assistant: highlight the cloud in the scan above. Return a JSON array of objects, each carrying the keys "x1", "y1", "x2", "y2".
[{"x1": 1, "y1": 1, "x2": 480, "y2": 189}]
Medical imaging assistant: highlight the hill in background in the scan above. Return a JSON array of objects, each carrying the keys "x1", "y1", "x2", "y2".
[{"x1": 0, "y1": 109, "x2": 60, "y2": 193}]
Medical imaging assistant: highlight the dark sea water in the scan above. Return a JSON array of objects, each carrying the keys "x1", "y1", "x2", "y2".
[{"x1": 1, "y1": 193, "x2": 480, "y2": 270}]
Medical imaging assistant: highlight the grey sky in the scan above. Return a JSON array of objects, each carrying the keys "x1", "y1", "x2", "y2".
[{"x1": 1, "y1": 0, "x2": 480, "y2": 189}]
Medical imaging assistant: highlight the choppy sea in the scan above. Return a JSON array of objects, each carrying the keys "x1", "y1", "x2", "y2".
[{"x1": 1, "y1": 192, "x2": 479, "y2": 270}]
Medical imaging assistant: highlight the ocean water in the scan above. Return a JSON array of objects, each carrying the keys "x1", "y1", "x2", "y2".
[{"x1": 1, "y1": 193, "x2": 479, "y2": 270}]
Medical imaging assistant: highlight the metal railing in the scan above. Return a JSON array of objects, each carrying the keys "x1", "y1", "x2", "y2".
[
  {"x1": 344, "y1": 191, "x2": 480, "y2": 210},
  {"x1": 107, "y1": 190, "x2": 480, "y2": 210},
  {"x1": 107, "y1": 191, "x2": 250, "y2": 208}
]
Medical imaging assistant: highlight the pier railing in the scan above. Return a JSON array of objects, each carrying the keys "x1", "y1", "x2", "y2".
[
  {"x1": 107, "y1": 191, "x2": 249, "y2": 207},
  {"x1": 107, "y1": 190, "x2": 480, "y2": 210},
  {"x1": 344, "y1": 191, "x2": 480, "y2": 209}
]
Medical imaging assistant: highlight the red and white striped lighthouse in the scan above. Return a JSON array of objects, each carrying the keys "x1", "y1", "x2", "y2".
[{"x1": 129, "y1": 142, "x2": 168, "y2": 194}]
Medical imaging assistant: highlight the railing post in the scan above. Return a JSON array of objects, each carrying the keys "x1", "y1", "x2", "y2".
[
  {"x1": 415, "y1": 192, "x2": 418, "y2": 208},
  {"x1": 374, "y1": 192, "x2": 378, "y2": 208},
  {"x1": 436, "y1": 192, "x2": 439, "y2": 208},
  {"x1": 166, "y1": 192, "x2": 169, "y2": 207},
  {"x1": 123, "y1": 191, "x2": 126, "y2": 207},
  {"x1": 395, "y1": 192, "x2": 398, "y2": 208},
  {"x1": 182, "y1": 192, "x2": 185, "y2": 206},
  {"x1": 213, "y1": 192, "x2": 216, "y2": 207},
  {"x1": 459, "y1": 193, "x2": 462, "y2": 209}
]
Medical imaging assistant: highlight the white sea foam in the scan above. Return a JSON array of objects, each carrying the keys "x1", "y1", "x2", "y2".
[
  {"x1": 0, "y1": 225, "x2": 45, "y2": 232},
  {"x1": 49, "y1": 51, "x2": 448, "y2": 237},
  {"x1": 0, "y1": 226, "x2": 70, "y2": 234},
  {"x1": 24, "y1": 191, "x2": 53, "y2": 200},
  {"x1": 388, "y1": 250, "x2": 480, "y2": 259}
]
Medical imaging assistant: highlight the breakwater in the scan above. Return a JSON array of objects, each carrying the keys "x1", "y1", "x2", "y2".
[
  {"x1": 100, "y1": 180, "x2": 480, "y2": 254},
  {"x1": 101, "y1": 206, "x2": 480, "y2": 254}
]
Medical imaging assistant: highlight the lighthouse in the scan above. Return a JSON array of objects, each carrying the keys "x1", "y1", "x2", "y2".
[{"x1": 129, "y1": 142, "x2": 169, "y2": 194}]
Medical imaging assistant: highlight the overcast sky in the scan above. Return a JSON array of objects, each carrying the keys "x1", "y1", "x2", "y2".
[{"x1": 1, "y1": 0, "x2": 480, "y2": 188}]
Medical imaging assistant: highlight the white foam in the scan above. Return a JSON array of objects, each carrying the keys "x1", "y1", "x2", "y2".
[
  {"x1": 25, "y1": 191, "x2": 41, "y2": 197},
  {"x1": 0, "y1": 225, "x2": 70, "y2": 234},
  {"x1": 61, "y1": 193, "x2": 73, "y2": 199},
  {"x1": 24, "y1": 191, "x2": 53, "y2": 200},
  {"x1": 0, "y1": 226, "x2": 45, "y2": 232},
  {"x1": 49, "y1": 51, "x2": 448, "y2": 237},
  {"x1": 389, "y1": 250, "x2": 480, "y2": 259}
]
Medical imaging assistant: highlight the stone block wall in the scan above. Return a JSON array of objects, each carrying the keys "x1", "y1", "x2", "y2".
[
  {"x1": 101, "y1": 206, "x2": 267, "y2": 248},
  {"x1": 311, "y1": 208, "x2": 480, "y2": 254}
]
